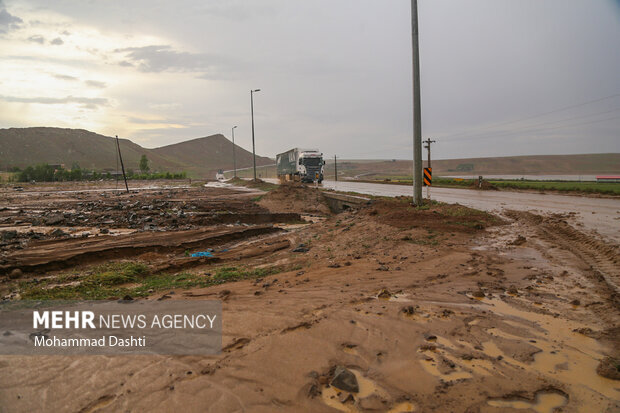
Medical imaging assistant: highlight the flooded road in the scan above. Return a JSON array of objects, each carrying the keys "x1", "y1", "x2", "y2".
[{"x1": 318, "y1": 181, "x2": 620, "y2": 243}]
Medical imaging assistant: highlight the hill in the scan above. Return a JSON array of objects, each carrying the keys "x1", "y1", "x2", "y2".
[
  {"x1": 152, "y1": 134, "x2": 272, "y2": 177},
  {"x1": 0, "y1": 127, "x2": 272, "y2": 178},
  {"x1": 324, "y1": 153, "x2": 620, "y2": 179}
]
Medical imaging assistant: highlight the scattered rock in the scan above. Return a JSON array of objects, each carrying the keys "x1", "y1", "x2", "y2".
[
  {"x1": 424, "y1": 334, "x2": 437, "y2": 341},
  {"x1": 50, "y1": 228, "x2": 67, "y2": 238},
  {"x1": 8, "y1": 269, "x2": 22, "y2": 279},
  {"x1": 570, "y1": 299, "x2": 580, "y2": 306},
  {"x1": 338, "y1": 392, "x2": 354, "y2": 404},
  {"x1": 306, "y1": 383, "x2": 321, "y2": 398},
  {"x1": 401, "y1": 306, "x2": 415, "y2": 315},
  {"x1": 293, "y1": 244, "x2": 310, "y2": 253},
  {"x1": 507, "y1": 286, "x2": 518, "y2": 295},
  {"x1": 1, "y1": 230, "x2": 17, "y2": 241},
  {"x1": 377, "y1": 289, "x2": 392, "y2": 299},
  {"x1": 596, "y1": 357, "x2": 620, "y2": 380},
  {"x1": 328, "y1": 263, "x2": 341, "y2": 268},
  {"x1": 510, "y1": 235, "x2": 527, "y2": 246},
  {"x1": 330, "y1": 366, "x2": 359, "y2": 393},
  {"x1": 472, "y1": 290, "x2": 485, "y2": 298},
  {"x1": 45, "y1": 214, "x2": 64, "y2": 225}
]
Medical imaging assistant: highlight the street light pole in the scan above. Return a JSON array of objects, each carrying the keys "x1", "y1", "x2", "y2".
[
  {"x1": 250, "y1": 89, "x2": 261, "y2": 181},
  {"x1": 411, "y1": 0, "x2": 423, "y2": 205},
  {"x1": 232, "y1": 126, "x2": 238, "y2": 178}
]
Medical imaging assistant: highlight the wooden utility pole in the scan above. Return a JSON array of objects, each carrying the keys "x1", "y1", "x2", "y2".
[
  {"x1": 424, "y1": 138, "x2": 436, "y2": 169},
  {"x1": 411, "y1": 0, "x2": 423, "y2": 205},
  {"x1": 334, "y1": 155, "x2": 338, "y2": 182},
  {"x1": 424, "y1": 138, "x2": 435, "y2": 199},
  {"x1": 115, "y1": 135, "x2": 129, "y2": 193}
]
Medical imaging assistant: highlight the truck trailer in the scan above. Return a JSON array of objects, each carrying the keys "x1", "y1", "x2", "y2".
[{"x1": 276, "y1": 148, "x2": 325, "y2": 183}]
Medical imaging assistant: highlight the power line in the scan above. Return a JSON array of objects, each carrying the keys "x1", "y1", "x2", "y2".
[
  {"x1": 443, "y1": 113, "x2": 620, "y2": 143},
  {"x1": 435, "y1": 92, "x2": 620, "y2": 140},
  {"x1": 442, "y1": 106, "x2": 620, "y2": 142}
]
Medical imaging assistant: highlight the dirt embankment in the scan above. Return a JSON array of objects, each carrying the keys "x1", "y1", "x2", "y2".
[
  {"x1": 1, "y1": 183, "x2": 619, "y2": 413},
  {"x1": 258, "y1": 182, "x2": 332, "y2": 215}
]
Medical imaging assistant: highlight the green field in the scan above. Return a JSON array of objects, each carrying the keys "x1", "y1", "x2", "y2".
[{"x1": 361, "y1": 176, "x2": 620, "y2": 195}]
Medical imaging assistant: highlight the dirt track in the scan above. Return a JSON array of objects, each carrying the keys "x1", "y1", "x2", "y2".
[{"x1": 0, "y1": 182, "x2": 619, "y2": 412}]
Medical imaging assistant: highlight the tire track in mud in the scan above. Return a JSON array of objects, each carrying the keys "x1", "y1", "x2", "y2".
[{"x1": 506, "y1": 210, "x2": 620, "y2": 309}]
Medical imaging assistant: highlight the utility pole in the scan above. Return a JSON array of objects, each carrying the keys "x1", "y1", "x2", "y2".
[
  {"x1": 115, "y1": 137, "x2": 119, "y2": 191},
  {"x1": 424, "y1": 138, "x2": 435, "y2": 199},
  {"x1": 411, "y1": 0, "x2": 423, "y2": 205},
  {"x1": 115, "y1": 135, "x2": 129, "y2": 193},
  {"x1": 250, "y1": 89, "x2": 261, "y2": 181},
  {"x1": 232, "y1": 126, "x2": 238, "y2": 178},
  {"x1": 334, "y1": 155, "x2": 338, "y2": 182}
]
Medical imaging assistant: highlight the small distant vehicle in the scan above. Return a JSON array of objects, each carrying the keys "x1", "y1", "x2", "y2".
[
  {"x1": 216, "y1": 169, "x2": 225, "y2": 181},
  {"x1": 276, "y1": 148, "x2": 325, "y2": 183}
]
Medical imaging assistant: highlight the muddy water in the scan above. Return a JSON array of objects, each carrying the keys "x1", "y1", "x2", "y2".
[
  {"x1": 480, "y1": 298, "x2": 620, "y2": 409},
  {"x1": 488, "y1": 391, "x2": 568, "y2": 413},
  {"x1": 321, "y1": 181, "x2": 620, "y2": 243},
  {"x1": 390, "y1": 292, "x2": 619, "y2": 410}
]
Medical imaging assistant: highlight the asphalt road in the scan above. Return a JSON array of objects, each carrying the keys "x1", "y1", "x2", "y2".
[{"x1": 319, "y1": 180, "x2": 620, "y2": 243}]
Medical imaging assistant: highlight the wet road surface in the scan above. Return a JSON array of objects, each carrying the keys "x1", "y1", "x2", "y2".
[{"x1": 318, "y1": 181, "x2": 620, "y2": 243}]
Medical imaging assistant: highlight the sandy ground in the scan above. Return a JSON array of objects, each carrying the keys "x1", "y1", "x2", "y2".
[{"x1": 0, "y1": 182, "x2": 619, "y2": 413}]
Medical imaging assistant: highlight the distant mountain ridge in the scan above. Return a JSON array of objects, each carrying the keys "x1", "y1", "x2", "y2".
[{"x1": 0, "y1": 127, "x2": 273, "y2": 178}]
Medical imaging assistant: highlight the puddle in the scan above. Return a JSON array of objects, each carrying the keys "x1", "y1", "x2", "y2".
[
  {"x1": 477, "y1": 298, "x2": 620, "y2": 408},
  {"x1": 488, "y1": 391, "x2": 568, "y2": 413},
  {"x1": 387, "y1": 401, "x2": 416, "y2": 412}
]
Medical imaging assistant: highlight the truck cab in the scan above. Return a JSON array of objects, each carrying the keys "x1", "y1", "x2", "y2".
[{"x1": 276, "y1": 148, "x2": 325, "y2": 183}]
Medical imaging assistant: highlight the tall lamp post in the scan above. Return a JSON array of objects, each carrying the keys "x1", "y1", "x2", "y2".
[
  {"x1": 231, "y1": 125, "x2": 238, "y2": 178},
  {"x1": 250, "y1": 88, "x2": 261, "y2": 181}
]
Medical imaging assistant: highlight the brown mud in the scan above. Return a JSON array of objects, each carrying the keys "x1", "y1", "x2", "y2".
[{"x1": 0, "y1": 182, "x2": 619, "y2": 412}]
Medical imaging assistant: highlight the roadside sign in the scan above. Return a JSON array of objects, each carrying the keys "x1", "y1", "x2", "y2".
[{"x1": 423, "y1": 167, "x2": 432, "y2": 186}]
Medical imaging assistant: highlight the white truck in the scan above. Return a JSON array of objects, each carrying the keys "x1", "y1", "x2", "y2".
[{"x1": 276, "y1": 148, "x2": 325, "y2": 183}]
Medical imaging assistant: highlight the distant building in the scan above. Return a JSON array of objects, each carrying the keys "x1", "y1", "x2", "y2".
[{"x1": 596, "y1": 176, "x2": 620, "y2": 183}]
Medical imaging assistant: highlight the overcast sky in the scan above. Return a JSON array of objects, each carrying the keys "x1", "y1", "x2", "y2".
[{"x1": 1, "y1": 0, "x2": 619, "y2": 160}]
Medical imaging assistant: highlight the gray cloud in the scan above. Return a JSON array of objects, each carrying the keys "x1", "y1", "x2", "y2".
[
  {"x1": 27, "y1": 35, "x2": 45, "y2": 44},
  {"x1": 127, "y1": 116, "x2": 175, "y2": 125},
  {"x1": 50, "y1": 37, "x2": 63, "y2": 45},
  {"x1": 52, "y1": 73, "x2": 78, "y2": 81},
  {"x1": 114, "y1": 45, "x2": 236, "y2": 78},
  {"x1": 0, "y1": 94, "x2": 108, "y2": 109},
  {"x1": 0, "y1": 1, "x2": 22, "y2": 33},
  {"x1": 2, "y1": 0, "x2": 619, "y2": 159},
  {"x1": 85, "y1": 80, "x2": 106, "y2": 88}
]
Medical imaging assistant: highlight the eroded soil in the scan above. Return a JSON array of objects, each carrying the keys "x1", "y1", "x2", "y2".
[{"x1": 0, "y1": 182, "x2": 618, "y2": 412}]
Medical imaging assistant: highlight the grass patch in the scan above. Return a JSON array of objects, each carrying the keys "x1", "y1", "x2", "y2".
[
  {"x1": 18, "y1": 263, "x2": 290, "y2": 300},
  {"x1": 347, "y1": 176, "x2": 620, "y2": 195},
  {"x1": 487, "y1": 180, "x2": 620, "y2": 195}
]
